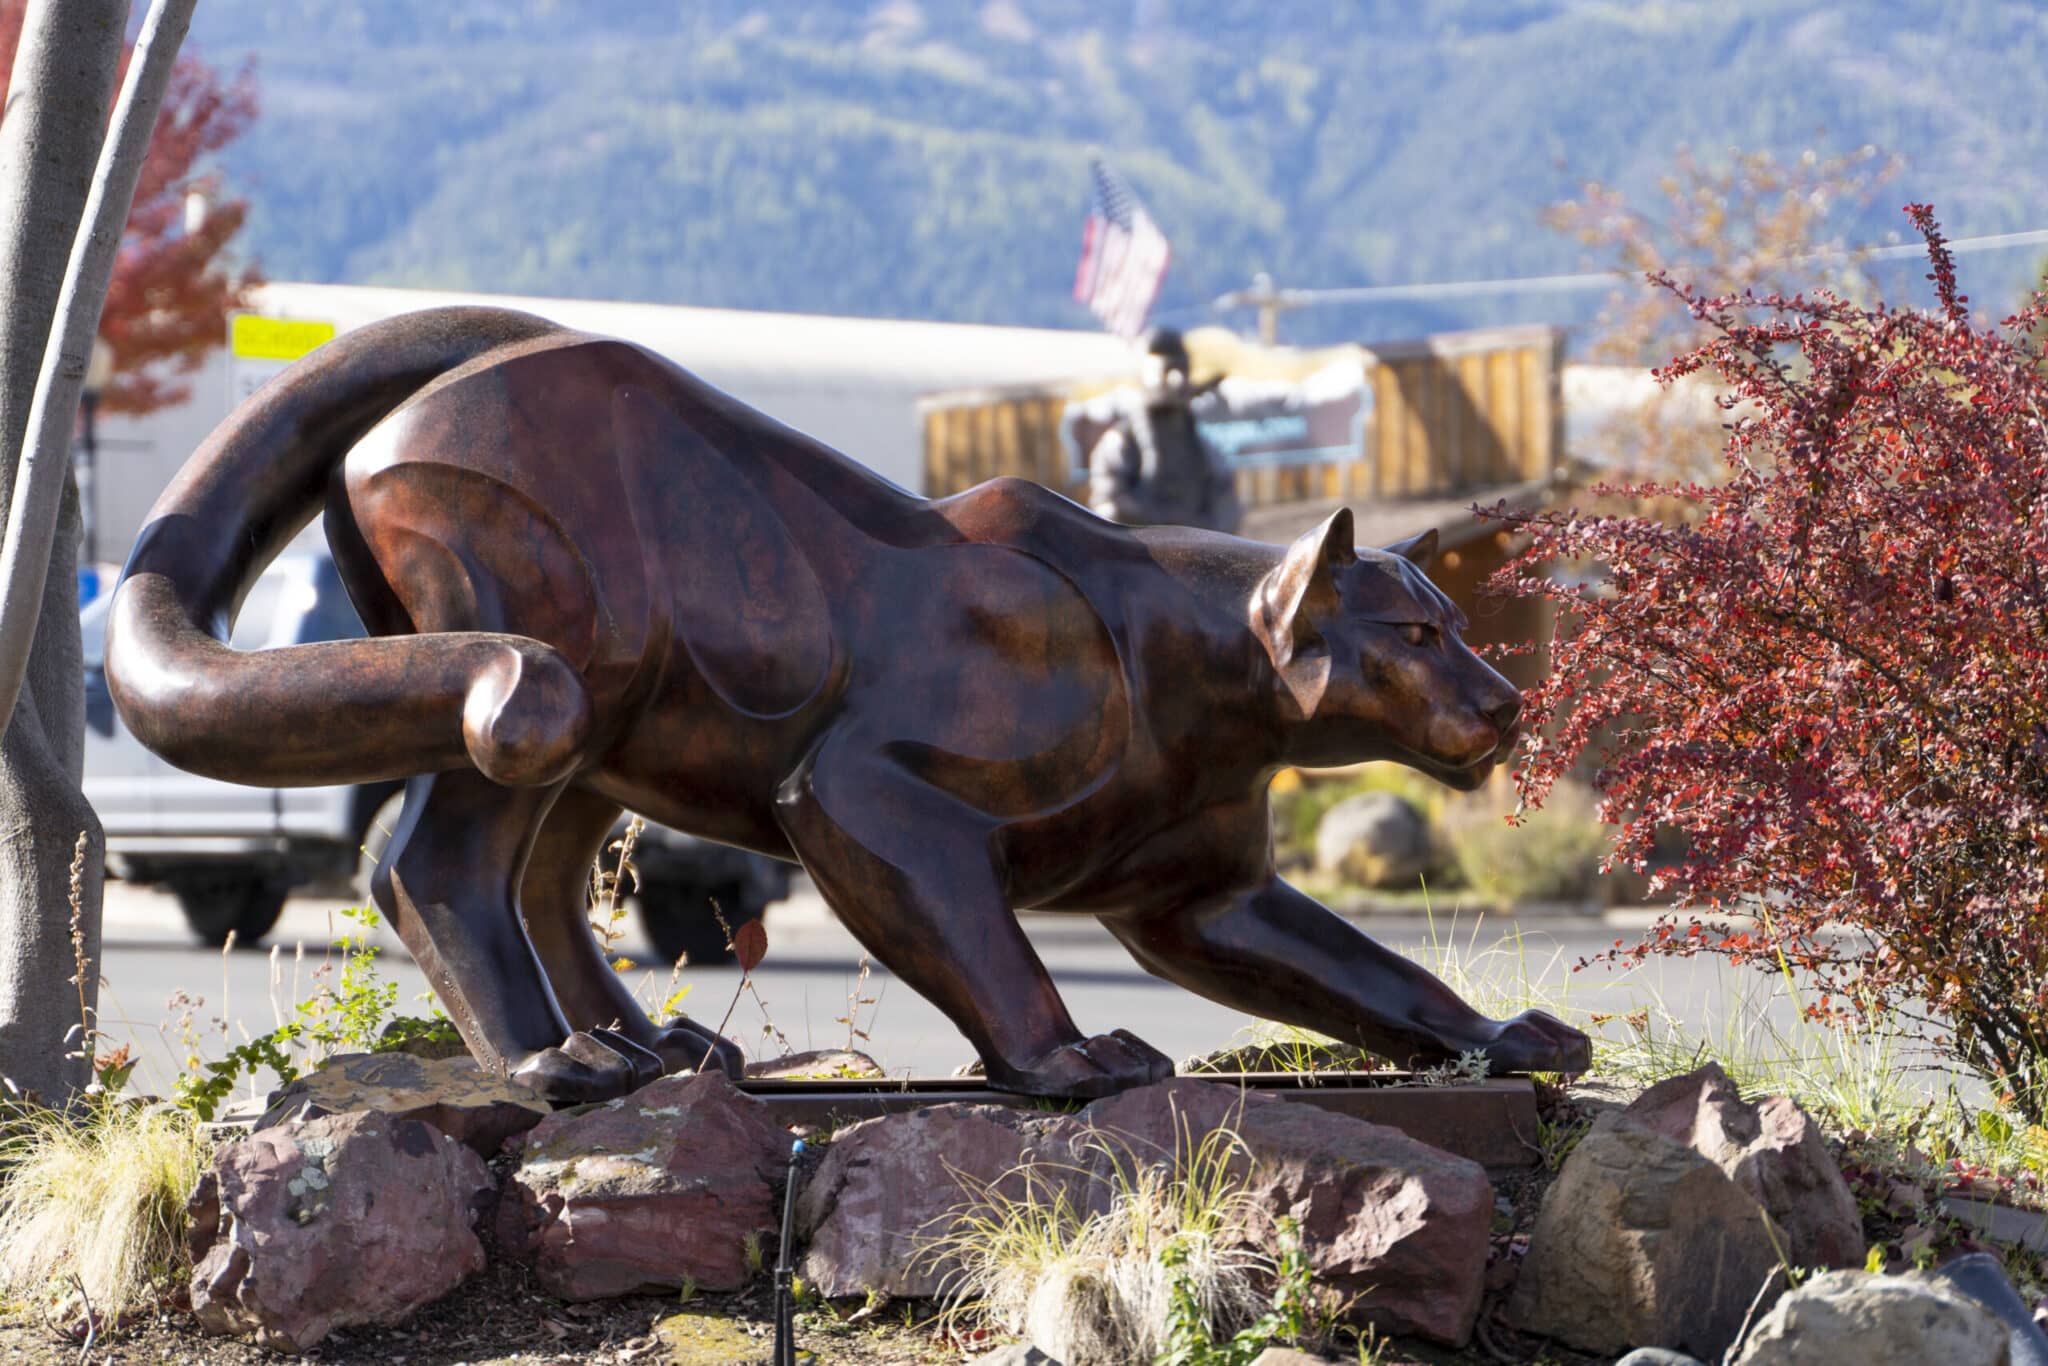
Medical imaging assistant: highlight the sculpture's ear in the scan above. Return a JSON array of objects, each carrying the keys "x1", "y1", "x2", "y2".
[
  {"x1": 1253, "y1": 508, "x2": 1355, "y2": 714},
  {"x1": 1383, "y1": 527, "x2": 1439, "y2": 567}
]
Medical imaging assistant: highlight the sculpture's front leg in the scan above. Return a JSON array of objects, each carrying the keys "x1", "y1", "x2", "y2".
[
  {"x1": 775, "y1": 733, "x2": 1173, "y2": 1098},
  {"x1": 1105, "y1": 875, "x2": 1591, "y2": 1074}
]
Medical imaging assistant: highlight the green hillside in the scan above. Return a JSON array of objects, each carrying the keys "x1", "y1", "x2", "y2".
[{"x1": 187, "y1": 0, "x2": 2048, "y2": 345}]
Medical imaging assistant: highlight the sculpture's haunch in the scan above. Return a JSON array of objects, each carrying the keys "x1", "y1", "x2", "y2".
[{"x1": 105, "y1": 306, "x2": 1591, "y2": 1105}]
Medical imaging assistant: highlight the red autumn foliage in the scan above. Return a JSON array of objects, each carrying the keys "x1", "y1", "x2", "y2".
[
  {"x1": 1487, "y1": 207, "x2": 2048, "y2": 1113},
  {"x1": 0, "y1": 0, "x2": 259, "y2": 416}
]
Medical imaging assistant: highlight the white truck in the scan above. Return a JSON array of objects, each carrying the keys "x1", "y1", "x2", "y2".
[{"x1": 82, "y1": 551, "x2": 787, "y2": 960}]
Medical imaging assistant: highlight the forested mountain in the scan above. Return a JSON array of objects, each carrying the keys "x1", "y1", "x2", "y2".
[{"x1": 186, "y1": 0, "x2": 2048, "y2": 345}]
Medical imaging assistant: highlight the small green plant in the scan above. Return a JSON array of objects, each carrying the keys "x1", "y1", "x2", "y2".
[
  {"x1": 372, "y1": 1013, "x2": 464, "y2": 1055},
  {"x1": 169, "y1": 905, "x2": 408, "y2": 1121},
  {"x1": 1158, "y1": 1215, "x2": 1331, "y2": 1365},
  {"x1": 1535, "y1": 1110, "x2": 1590, "y2": 1173},
  {"x1": 172, "y1": 1026, "x2": 301, "y2": 1123},
  {"x1": 1352, "y1": 1326, "x2": 1390, "y2": 1365},
  {"x1": 294, "y1": 905, "x2": 400, "y2": 1057}
]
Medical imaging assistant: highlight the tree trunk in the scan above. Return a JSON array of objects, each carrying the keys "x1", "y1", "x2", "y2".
[{"x1": 0, "y1": 0, "x2": 125, "y2": 1103}]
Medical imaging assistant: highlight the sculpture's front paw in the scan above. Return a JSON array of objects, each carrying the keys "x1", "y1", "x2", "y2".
[
  {"x1": 508, "y1": 1028, "x2": 663, "y2": 1107},
  {"x1": 645, "y1": 1016, "x2": 745, "y2": 1080},
  {"x1": 1479, "y1": 1009, "x2": 1591, "y2": 1075},
  {"x1": 987, "y1": 1029, "x2": 1175, "y2": 1100}
]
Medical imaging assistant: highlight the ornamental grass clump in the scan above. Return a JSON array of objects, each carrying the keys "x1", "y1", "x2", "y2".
[
  {"x1": 1489, "y1": 206, "x2": 2048, "y2": 1118},
  {"x1": 0, "y1": 1097, "x2": 210, "y2": 1320},
  {"x1": 932, "y1": 1117, "x2": 1290, "y2": 1365}
]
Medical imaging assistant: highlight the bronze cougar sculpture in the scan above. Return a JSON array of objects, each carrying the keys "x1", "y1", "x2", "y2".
[{"x1": 107, "y1": 306, "x2": 1590, "y2": 1103}]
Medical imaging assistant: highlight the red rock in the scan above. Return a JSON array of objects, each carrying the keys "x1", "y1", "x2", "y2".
[
  {"x1": 187, "y1": 1111, "x2": 495, "y2": 1352},
  {"x1": 799, "y1": 1078, "x2": 1493, "y2": 1346},
  {"x1": 796, "y1": 1102, "x2": 1054, "y2": 1299},
  {"x1": 495, "y1": 1071, "x2": 792, "y2": 1299},
  {"x1": 255, "y1": 1049, "x2": 548, "y2": 1157},
  {"x1": 1079, "y1": 1080, "x2": 1492, "y2": 1345}
]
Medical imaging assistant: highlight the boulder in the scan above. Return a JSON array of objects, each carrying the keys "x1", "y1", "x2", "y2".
[
  {"x1": 1313, "y1": 792, "x2": 1435, "y2": 889},
  {"x1": 1625, "y1": 1063, "x2": 1862, "y2": 1268},
  {"x1": 1615, "y1": 1352, "x2": 1709, "y2": 1366},
  {"x1": 1248, "y1": 1350, "x2": 1338, "y2": 1365},
  {"x1": 1084, "y1": 1080, "x2": 1492, "y2": 1346},
  {"x1": 797, "y1": 1102, "x2": 1051, "y2": 1299},
  {"x1": 187, "y1": 1111, "x2": 494, "y2": 1352},
  {"x1": 496, "y1": 1071, "x2": 792, "y2": 1299},
  {"x1": 1508, "y1": 1062, "x2": 1867, "y2": 1359},
  {"x1": 1505, "y1": 1111, "x2": 1785, "y2": 1359},
  {"x1": 800, "y1": 1078, "x2": 1492, "y2": 1346},
  {"x1": 1732, "y1": 1268, "x2": 2010, "y2": 1365},
  {"x1": 256, "y1": 1049, "x2": 548, "y2": 1157}
]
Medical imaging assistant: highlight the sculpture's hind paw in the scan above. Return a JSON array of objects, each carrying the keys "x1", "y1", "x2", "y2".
[
  {"x1": 508, "y1": 1029, "x2": 663, "y2": 1107},
  {"x1": 987, "y1": 1029, "x2": 1175, "y2": 1100},
  {"x1": 618, "y1": 1016, "x2": 745, "y2": 1080}
]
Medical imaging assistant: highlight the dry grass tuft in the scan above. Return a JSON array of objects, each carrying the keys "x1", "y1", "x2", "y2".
[
  {"x1": 0, "y1": 1098, "x2": 210, "y2": 1320},
  {"x1": 931, "y1": 1112, "x2": 1272, "y2": 1365}
]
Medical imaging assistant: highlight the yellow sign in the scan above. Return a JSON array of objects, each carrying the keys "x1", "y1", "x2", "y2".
[{"x1": 230, "y1": 315, "x2": 336, "y2": 362}]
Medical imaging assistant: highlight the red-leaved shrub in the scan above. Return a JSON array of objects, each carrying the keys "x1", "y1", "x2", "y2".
[{"x1": 1488, "y1": 207, "x2": 2048, "y2": 1114}]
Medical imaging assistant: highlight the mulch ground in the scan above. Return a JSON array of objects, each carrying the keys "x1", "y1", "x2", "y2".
[{"x1": 0, "y1": 1258, "x2": 961, "y2": 1365}]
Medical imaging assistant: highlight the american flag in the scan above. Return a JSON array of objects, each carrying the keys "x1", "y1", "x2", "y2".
[{"x1": 1072, "y1": 158, "x2": 1172, "y2": 339}]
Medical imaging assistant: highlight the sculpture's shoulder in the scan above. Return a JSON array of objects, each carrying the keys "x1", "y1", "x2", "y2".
[{"x1": 934, "y1": 477, "x2": 1156, "y2": 580}]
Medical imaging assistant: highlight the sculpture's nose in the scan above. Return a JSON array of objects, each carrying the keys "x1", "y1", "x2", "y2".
[{"x1": 1487, "y1": 694, "x2": 1522, "y2": 734}]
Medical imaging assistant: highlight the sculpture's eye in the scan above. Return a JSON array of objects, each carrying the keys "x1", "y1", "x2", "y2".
[{"x1": 1398, "y1": 623, "x2": 1436, "y2": 648}]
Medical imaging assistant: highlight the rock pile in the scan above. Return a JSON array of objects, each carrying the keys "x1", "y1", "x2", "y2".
[{"x1": 182, "y1": 1053, "x2": 1893, "y2": 1362}]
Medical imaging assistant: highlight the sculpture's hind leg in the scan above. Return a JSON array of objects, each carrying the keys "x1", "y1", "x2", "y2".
[
  {"x1": 374, "y1": 769, "x2": 662, "y2": 1105},
  {"x1": 518, "y1": 785, "x2": 745, "y2": 1078}
]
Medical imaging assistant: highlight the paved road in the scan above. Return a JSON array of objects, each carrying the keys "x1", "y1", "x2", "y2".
[{"x1": 97, "y1": 876, "x2": 1817, "y2": 1105}]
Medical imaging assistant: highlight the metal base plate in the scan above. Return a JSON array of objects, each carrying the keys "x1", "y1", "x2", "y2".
[{"x1": 736, "y1": 1071, "x2": 1542, "y2": 1169}]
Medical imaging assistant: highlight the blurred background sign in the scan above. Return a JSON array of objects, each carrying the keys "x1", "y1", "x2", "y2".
[
  {"x1": 227, "y1": 313, "x2": 335, "y2": 405},
  {"x1": 1058, "y1": 356, "x2": 1372, "y2": 477}
]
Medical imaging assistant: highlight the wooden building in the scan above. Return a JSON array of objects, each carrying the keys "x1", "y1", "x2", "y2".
[{"x1": 917, "y1": 323, "x2": 1567, "y2": 684}]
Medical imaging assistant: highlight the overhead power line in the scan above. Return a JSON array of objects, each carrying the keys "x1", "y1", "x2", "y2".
[{"x1": 1213, "y1": 226, "x2": 2048, "y2": 323}]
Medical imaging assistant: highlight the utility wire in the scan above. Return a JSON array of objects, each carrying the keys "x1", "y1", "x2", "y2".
[{"x1": 1213, "y1": 225, "x2": 2048, "y2": 314}]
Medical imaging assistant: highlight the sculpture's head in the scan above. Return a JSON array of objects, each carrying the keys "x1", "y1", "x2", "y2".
[{"x1": 1251, "y1": 508, "x2": 1521, "y2": 789}]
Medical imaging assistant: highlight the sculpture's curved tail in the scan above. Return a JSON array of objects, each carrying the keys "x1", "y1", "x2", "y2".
[{"x1": 106, "y1": 306, "x2": 595, "y2": 790}]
